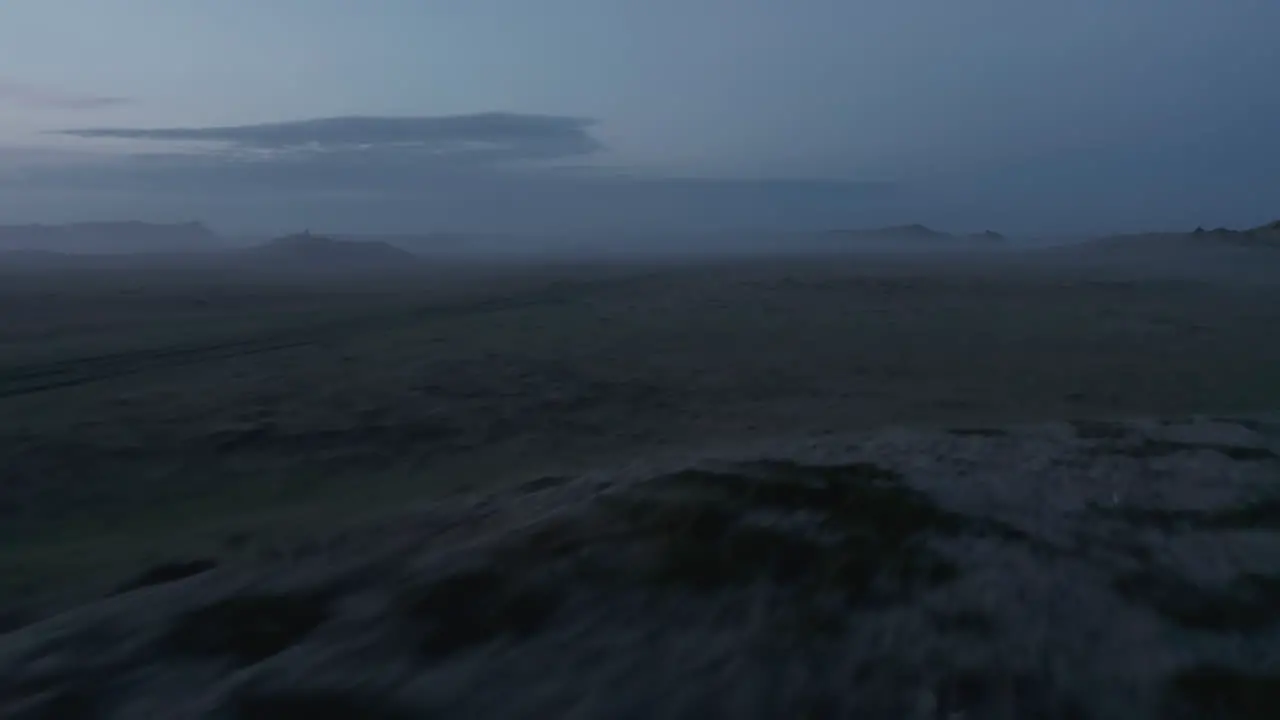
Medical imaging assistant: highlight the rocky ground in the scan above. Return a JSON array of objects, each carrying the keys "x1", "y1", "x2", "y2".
[{"x1": 2, "y1": 413, "x2": 1278, "y2": 719}]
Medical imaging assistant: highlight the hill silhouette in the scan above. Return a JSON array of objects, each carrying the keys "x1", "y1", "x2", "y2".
[
  {"x1": 1191, "y1": 221, "x2": 1280, "y2": 243},
  {"x1": 1128, "y1": 220, "x2": 1280, "y2": 249},
  {"x1": 246, "y1": 230, "x2": 420, "y2": 268},
  {"x1": 825, "y1": 224, "x2": 1007, "y2": 248}
]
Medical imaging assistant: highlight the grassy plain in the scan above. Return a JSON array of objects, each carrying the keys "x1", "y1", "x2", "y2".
[{"x1": 2, "y1": 253, "x2": 1280, "y2": 600}]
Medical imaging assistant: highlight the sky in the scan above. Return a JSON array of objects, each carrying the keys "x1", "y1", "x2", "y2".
[{"x1": 1, "y1": 0, "x2": 1277, "y2": 235}]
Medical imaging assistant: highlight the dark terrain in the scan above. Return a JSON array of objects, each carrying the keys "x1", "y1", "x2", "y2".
[{"x1": 1, "y1": 225, "x2": 1279, "y2": 718}]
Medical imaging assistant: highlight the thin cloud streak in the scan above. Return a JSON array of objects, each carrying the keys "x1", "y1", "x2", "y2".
[{"x1": 56, "y1": 113, "x2": 603, "y2": 161}]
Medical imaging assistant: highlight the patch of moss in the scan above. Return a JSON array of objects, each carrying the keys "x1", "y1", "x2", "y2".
[
  {"x1": 0, "y1": 606, "x2": 32, "y2": 635},
  {"x1": 1164, "y1": 665, "x2": 1280, "y2": 720},
  {"x1": 931, "y1": 608, "x2": 997, "y2": 637},
  {"x1": 13, "y1": 684, "x2": 106, "y2": 720},
  {"x1": 610, "y1": 461, "x2": 965, "y2": 605},
  {"x1": 158, "y1": 592, "x2": 330, "y2": 665},
  {"x1": 1212, "y1": 444, "x2": 1279, "y2": 461},
  {"x1": 1212, "y1": 417, "x2": 1272, "y2": 434},
  {"x1": 1090, "y1": 504, "x2": 1204, "y2": 532},
  {"x1": 1094, "y1": 496, "x2": 1280, "y2": 531},
  {"x1": 1201, "y1": 497, "x2": 1280, "y2": 530},
  {"x1": 401, "y1": 567, "x2": 561, "y2": 659},
  {"x1": 113, "y1": 558, "x2": 218, "y2": 595},
  {"x1": 1104, "y1": 439, "x2": 1277, "y2": 461},
  {"x1": 1071, "y1": 420, "x2": 1131, "y2": 440},
  {"x1": 649, "y1": 460, "x2": 966, "y2": 541},
  {"x1": 1, "y1": 667, "x2": 113, "y2": 720},
  {"x1": 231, "y1": 688, "x2": 420, "y2": 720},
  {"x1": 1114, "y1": 570, "x2": 1280, "y2": 632},
  {"x1": 947, "y1": 427, "x2": 1009, "y2": 438},
  {"x1": 516, "y1": 475, "x2": 572, "y2": 493},
  {"x1": 933, "y1": 670, "x2": 1085, "y2": 720},
  {"x1": 648, "y1": 521, "x2": 825, "y2": 590}
]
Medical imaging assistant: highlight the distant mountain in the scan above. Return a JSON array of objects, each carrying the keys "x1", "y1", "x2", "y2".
[
  {"x1": 824, "y1": 224, "x2": 1008, "y2": 249},
  {"x1": 0, "y1": 221, "x2": 224, "y2": 254},
  {"x1": 967, "y1": 230, "x2": 1007, "y2": 242},
  {"x1": 246, "y1": 231, "x2": 419, "y2": 268},
  {"x1": 1189, "y1": 220, "x2": 1280, "y2": 246},
  {"x1": 1077, "y1": 220, "x2": 1280, "y2": 253}
]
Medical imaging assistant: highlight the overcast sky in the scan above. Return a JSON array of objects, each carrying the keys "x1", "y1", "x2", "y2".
[{"x1": 1, "y1": 0, "x2": 1276, "y2": 235}]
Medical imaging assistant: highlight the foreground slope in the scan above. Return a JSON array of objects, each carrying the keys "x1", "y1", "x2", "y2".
[{"x1": 2, "y1": 414, "x2": 1278, "y2": 719}]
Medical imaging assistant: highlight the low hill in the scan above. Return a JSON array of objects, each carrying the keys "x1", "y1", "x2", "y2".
[
  {"x1": 0, "y1": 221, "x2": 224, "y2": 254},
  {"x1": 1028, "y1": 220, "x2": 1279, "y2": 283},
  {"x1": 1189, "y1": 220, "x2": 1280, "y2": 247},
  {"x1": 1086, "y1": 220, "x2": 1280, "y2": 250},
  {"x1": 246, "y1": 231, "x2": 420, "y2": 269},
  {"x1": 821, "y1": 224, "x2": 1008, "y2": 251}
]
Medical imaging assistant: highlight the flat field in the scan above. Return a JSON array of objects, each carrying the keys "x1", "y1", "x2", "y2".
[
  {"x1": 3, "y1": 250, "x2": 1280, "y2": 717},
  {"x1": 3, "y1": 254, "x2": 1280, "y2": 600}
]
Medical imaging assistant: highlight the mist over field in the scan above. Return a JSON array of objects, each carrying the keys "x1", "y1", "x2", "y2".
[{"x1": 3, "y1": 2, "x2": 1280, "y2": 718}]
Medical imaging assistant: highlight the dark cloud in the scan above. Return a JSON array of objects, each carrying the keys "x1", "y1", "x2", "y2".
[
  {"x1": 56, "y1": 113, "x2": 602, "y2": 163},
  {"x1": 0, "y1": 78, "x2": 131, "y2": 110},
  {"x1": 35, "y1": 114, "x2": 616, "y2": 219},
  {"x1": 5, "y1": 135, "x2": 893, "y2": 233},
  {"x1": 21, "y1": 106, "x2": 1275, "y2": 235}
]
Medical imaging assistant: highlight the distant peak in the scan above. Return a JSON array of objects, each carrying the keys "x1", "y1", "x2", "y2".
[
  {"x1": 970, "y1": 230, "x2": 1006, "y2": 241},
  {"x1": 255, "y1": 231, "x2": 418, "y2": 265},
  {"x1": 884, "y1": 223, "x2": 942, "y2": 236},
  {"x1": 271, "y1": 230, "x2": 339, "y2": 247}
]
